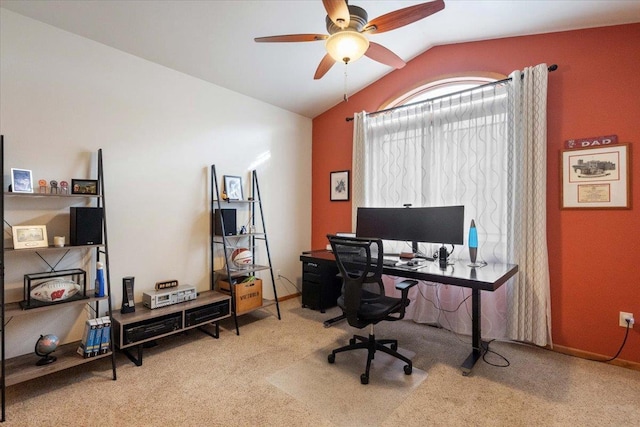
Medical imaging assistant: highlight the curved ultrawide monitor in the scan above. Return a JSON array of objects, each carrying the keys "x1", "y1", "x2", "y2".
[{"x1": 356, "y1": 205, "x2": 464, "y2": 245}]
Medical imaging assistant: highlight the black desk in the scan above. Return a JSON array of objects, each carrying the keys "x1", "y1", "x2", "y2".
[{"x1": 299, "y1": 250, "x2": 518, "y2": 375}]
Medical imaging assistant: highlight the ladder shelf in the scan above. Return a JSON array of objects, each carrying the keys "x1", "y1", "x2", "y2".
[{"x1": 209, "y1": 165, "x2": 280, "y2": 335}]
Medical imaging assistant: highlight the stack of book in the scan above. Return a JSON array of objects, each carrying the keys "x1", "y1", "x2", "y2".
[{"x1": 77, "y1": 316, "x2": 111, "y2": 358}]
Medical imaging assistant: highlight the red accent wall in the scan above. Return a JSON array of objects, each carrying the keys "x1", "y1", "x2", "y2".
[{"x1": 312, "y1": 24, "x2": 640, "y2": 362}]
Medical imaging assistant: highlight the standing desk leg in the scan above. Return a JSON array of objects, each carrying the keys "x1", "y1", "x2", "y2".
[{"x1": 461, "y1": 288, "x2": 486, "y2": 375}]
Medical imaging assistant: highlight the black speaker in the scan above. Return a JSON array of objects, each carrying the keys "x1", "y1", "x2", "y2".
[
  {"x1": 214, "y1": 209, "x2": 236, "y2": 236},
  {"x1": 121, "y1": 276, "x2": 135, "y2": 314},
  {"x1": 70, "y1": 207, "x2": 103, "y2": 245}
]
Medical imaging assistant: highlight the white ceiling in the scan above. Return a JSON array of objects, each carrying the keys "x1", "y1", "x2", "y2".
[{"x1": 2, "y1": 0, "x2": 639, "y2": 118}]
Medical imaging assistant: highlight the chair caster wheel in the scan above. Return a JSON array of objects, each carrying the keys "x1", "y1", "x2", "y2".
[
  {"x1": 328, "y1": 354, "x2": 335, "y2": 364},
  {"x1": 391, "y1": 343, "x2": 398, "y2": 351},
  {"x1": 360, "y1": 374, "x2": 369, "y2": 384},
  {"x1": 404, "y1": 365, "x2": 412, "y2": 375}
]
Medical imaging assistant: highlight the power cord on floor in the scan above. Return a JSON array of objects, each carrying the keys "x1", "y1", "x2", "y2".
[
  {"x1": 481, "y1": 339, "x2": 510, "y2": 368},
  {"x1": 596, "y1": 319, "x2": 631, "y2": 363},
  {"x1": 480, "y1": 318, "x2": 631, "y2": 369}
]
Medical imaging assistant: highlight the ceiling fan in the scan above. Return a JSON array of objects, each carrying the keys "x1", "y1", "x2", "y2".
[{"x1": 254, "y1": 0, "x2": 445, "y2": 79}]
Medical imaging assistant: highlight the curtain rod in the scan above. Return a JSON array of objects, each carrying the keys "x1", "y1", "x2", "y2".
[{"x1": 345, "y1": 64, "x2": 558, "y2": 122}]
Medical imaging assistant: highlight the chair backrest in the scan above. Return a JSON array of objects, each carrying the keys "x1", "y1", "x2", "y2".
[{"x1": 327, "y1": 234, "x2": 385, "y2": 327}]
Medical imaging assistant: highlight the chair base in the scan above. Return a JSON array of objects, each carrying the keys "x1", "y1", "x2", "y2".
[{"x1": 328, "y1": 333, "x2": 412, "y2": 384}]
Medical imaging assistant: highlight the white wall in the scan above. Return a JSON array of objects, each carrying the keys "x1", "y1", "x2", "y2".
[{"x1": 0, "y1": 9, "x2": 312, "y2": 358}]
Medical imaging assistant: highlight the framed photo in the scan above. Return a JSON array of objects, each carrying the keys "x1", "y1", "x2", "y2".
[
  {"x1": 224, "y1": 175, "x2": 243, "y2": 200},
  {"x1": 71, "y1": 179, "x2": 98, "y2": 195},
  {"x1": 11, "y1": 168, "x2": 33, "y2": 193},
  {"x1": 330, "y1": 170, "x2": 350, "y2": 201},
  {"x1": 561, "y1": 144, "x2": 630, "y2": 209},
  {"x1": 12, "y1": 225, "x2": 49, "y2": 249}
]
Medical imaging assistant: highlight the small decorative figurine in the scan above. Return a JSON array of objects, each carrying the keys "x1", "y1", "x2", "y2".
[
  {"x1": 38, "y1": 179, "x2": 47, "y2": 193},
  {"x1": 60, "y1": 181, "x2": 69, "y2": 195},
  {"x1": 49, "y1": 180, "x2": 59, "y2": 194}
]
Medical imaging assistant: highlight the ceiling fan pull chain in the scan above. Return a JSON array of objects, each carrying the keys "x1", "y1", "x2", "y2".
[{"x1": 343, "y1": 63, "x2": 349, "y2": 102}]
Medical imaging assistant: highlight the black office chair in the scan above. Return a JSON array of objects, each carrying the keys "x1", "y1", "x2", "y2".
[{"x1": 326, "y1": 234, "x2": 418, "y2": 384}]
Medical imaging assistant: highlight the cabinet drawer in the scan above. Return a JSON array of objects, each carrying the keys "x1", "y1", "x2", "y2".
[
  {"x1": 303, "y1": 272, "x2": 322, "y2": 283},
  {"x1": 303, "y1": 261, "x2": 321, "y2": 273},
  {"x1": 119, "y1": 312, "x2": 182, "y2": 346},
  {"x1": 185, "y1": 300, "x2": 230, "y2": 327},
  {"x1": 303, "y1": 262, "x2": 339, "y2": 280}
]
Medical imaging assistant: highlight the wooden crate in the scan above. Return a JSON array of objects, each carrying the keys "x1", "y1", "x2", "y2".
[{"x1": 218, "y1": 277, "x2": 262, "y2": 313}]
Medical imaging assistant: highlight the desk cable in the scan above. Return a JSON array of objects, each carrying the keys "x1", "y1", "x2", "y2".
[
  {"x1": 414, "y1": 281, "x2": 511, "y2": 369},
  {"x1": 481, "y1": 340, "x2": 510, "y2": 368}
]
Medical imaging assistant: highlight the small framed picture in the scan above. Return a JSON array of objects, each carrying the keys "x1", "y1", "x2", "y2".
[
  {"x1": 330, "y1": 170, "x2": 350, "y2": 201},
  {"x1": 11, "y1": 168, "x2": 33, "y2": 193},
  {"x1": 71, "y1": 179, "x2": 99, "y2": 195},
  {"x1": 12, "y1": 225, "x2": 49, "y2": 249},
  {"x1": 224, "y1": 175, "x2": 243, "y2": 200},
  {"x1": 561, "y1": 144, "x2": 630, "y2": 209}
]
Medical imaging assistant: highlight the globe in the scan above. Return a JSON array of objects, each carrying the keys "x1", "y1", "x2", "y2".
[{"x1": 34, "y1": 334, "x2": 59, "y2": 366}]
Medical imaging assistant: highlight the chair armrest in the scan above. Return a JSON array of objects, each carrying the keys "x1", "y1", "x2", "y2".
[
  {"x1": 395, "y1": 280, "x2": 418, "y2": 291},
  {"x1": 395, "y1": 279, "x2": 418, "y2": 302},
  {"x1": 389, "y1": 280, "x2": 418, "y2": 320}
]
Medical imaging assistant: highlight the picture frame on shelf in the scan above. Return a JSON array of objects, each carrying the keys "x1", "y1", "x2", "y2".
[
  {"x1": 330, "y1": 170, "x2": 350, "y2": 201},
  {"x1": 71, "y1": 179, "x2": 98, "y2": 195},
  {"x1": 560, "y1": 143, "x2": 630, "y2": 209},
  {"x1": 224, "y1": 175, "x2": 243, "y2": 200},
  {"x1": 11, "y1": 168, "x2": 33, "y2": 193},
  {"x1": 12, "y1": 225, "x2": 49, "y2": 249}
]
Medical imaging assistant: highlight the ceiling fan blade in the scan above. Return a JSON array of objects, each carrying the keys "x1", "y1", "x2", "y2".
[
  {"x1": 314, "y1": 54, "x2": 337, "y2": 80},
  {"x1": 322, "y1": 0, "x2": 350, "y2": 28},
  {"x1": 365, "y1": 42, "x2": 406, "y2": 69},
  {"x1": 364, "y1": 0, "x2": 445, "y2": 34},
  {"x1": 254, "y1": 34, "x2": 328, "y2": 43}
]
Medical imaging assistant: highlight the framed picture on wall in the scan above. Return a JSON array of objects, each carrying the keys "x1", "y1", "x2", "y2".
[
  {"x1": 330, "y1": 170, "x2": 350, "y2": 201},
  {"x1": 11, "y1": 168, "x2": 33, "y2": 193},
  {"x1": 224, "y1": 175, "x2": 243, "y2": 200},
  {"x1": 561, "y1": 144, "x2": 630, "y2": 209}
]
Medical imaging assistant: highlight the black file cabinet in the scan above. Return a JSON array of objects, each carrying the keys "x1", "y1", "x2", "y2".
[{"x1": 300, "y1": 252, "x2": 342, "y2": 313}]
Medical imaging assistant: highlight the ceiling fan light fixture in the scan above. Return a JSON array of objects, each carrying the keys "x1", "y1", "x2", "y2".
[{"x1": 325, "y1": 30, "x2": 369, "y2": 64}]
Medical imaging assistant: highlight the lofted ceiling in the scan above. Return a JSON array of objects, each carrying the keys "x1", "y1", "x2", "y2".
[{"x1": 1, "y1": 0, "x2": 639, "y2": 118}]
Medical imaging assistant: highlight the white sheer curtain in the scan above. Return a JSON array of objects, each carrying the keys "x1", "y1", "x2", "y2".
[
  {"x1": 352, "y1": 64, "x2": 551, "y2": 345},
  {"x1": 506, "y1": 65, "x2": 552, "y2": 346}
]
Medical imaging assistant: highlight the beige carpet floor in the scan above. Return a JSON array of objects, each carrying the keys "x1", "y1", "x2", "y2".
[
  {"x1": 268, "y1": 345, "x2": 427, "y2": 426},
  {"x1": 4, "y1": 298, "x2": 640, "y2": 426}
]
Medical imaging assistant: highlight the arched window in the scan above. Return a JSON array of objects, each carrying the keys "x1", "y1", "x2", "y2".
[{"x1": 380, "y1": 72, "x2": 506, "y2": 110}]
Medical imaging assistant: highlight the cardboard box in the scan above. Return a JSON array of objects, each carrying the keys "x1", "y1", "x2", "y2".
[{"x1": 218, "y1": 277, "x2": 263, "y2": 313}]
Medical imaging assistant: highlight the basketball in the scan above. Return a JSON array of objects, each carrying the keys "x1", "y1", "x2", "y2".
[{"x1": 231, "y1": 248, "x2": 253, "y2": 267}]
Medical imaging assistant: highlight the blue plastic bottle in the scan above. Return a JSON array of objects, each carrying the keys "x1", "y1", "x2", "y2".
[{"x1": 95, "y1": 262, "x2": 105, "y2": 297}]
